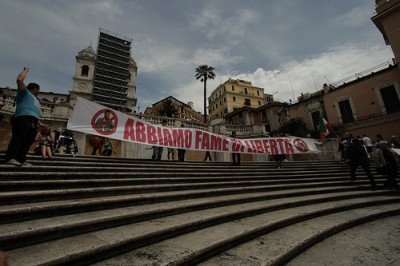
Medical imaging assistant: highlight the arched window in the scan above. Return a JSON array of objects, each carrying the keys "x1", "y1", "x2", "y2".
[{"x1": 81, "y1": 65, "x2": 89, "y2": 77}]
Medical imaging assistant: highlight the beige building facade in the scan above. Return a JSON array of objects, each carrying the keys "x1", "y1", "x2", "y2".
[
  {"x1": 286, "y1": 91, "x2": 325, "y2": 134},
  {"x1": 208, "y1": 79, "x2": 268, "y2": 120},
  {"x1": 322, "y1": 64, "x2": 400, "y2": 139}
]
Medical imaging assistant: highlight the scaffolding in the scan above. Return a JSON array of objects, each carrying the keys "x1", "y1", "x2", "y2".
[{"x1": 92, "y1": 28, "x2": 132, "y2": 111}]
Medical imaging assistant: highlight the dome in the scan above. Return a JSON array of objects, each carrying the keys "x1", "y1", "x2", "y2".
[{"x1": 78, "y1": 45, "x2": 96, "y2": 58}]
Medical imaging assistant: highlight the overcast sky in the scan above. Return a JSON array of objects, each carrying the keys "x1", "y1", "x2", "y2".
[{"x1": 0, "y1": 0, "x2": 394, "y2": 113}]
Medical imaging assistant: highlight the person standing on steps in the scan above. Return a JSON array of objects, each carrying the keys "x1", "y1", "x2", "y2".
[
  {"x1": 375, "y1": 141, "x2": 399, "y2": 190},
  {"x1": 155, "y1": 119, "x2": 167, "y2": 161},
  {"x1": 273, "y1": 153, "x2": 286, "y2": 169},
  {"x1": 347, "y1": 138, "x2": 376, "y2": 191},
  {"x1": 203, "y1": 150, "x2": 212, "y2": 161},
  {"x1": 167, "y1": 148, "x2": 175, "y2": 160},
  {"x1": 231, "y1": 131, "x2": 240, "y2": 166},
  {"x1": 4, "y1": 67, "x2": 42, "y2": 166},
  {"x1": 177, "y1": 124, "x2": 186, "y2": 162}
]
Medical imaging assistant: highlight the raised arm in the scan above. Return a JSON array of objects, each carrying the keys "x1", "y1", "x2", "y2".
[{"x1": 16, "y1": 67, "x2": 30, "y2": 90}]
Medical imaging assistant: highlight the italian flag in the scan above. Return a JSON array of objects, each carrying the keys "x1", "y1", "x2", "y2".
[{"x1": 319, "y1": 117, "x2": 331, "y2": 138}]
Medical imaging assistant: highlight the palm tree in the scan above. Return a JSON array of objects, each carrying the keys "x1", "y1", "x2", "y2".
[{"x1": 195, "y1": 65, "x2": 216, "y2": 123}]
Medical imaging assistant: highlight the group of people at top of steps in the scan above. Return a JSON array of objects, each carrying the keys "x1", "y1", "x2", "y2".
[{"x1": 339, "y1": 132, "x2": 399, "y2": 191}]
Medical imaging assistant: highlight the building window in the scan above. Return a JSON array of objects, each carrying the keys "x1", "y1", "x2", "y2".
[
  {"x1": 223, "y1": 86, "x2": 226, "y2": 92},
  {"x1": 311, "y1": 110, "x2": 320, "y2": 131},
  {"x1": 244, "y1": 88, "x2": 248, "y2": 94},
  {"x1": 258, "y1": 101, "x2": 261, "y2": 105},
  {"x1": 224, "y1": 97, "x2": 226, "y2": 102},
  {"x1": 233, "y1": 96, "x2": 236, "y2": 102},
  {"x1": 232, "y1": 86, "x2": 235, "y2": 91},
  {"x1": 220, "y1": 100, "x2": 222, "y2": 105},
  {"x1": 81, "y1": 65, "x2": 89, "y2": 77},
  {"x1": 380, "y1": 85, "x2": 400, "y2": 114},
  {"x1": 338, "y1": 100, "x2": 354, "y2": 124},
  {"x1": 224, "y1": 108, "x2": 228, "y2": 113},
  {"x1": 244, "y1": 98, "x2": 251, "y2": 106},
  {"x1": 257, "y1": 90, "x2": 260, "y2": 96}
]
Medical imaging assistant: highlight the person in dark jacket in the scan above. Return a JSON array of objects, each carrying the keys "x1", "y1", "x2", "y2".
[
  {"x1": 347, "y1": 138, "x2": 376, "y2": 190},
  {"x1": 177, "y1": 124, "x2": 186, "y2": 162},
  {"x1": 231, "y1": 131, "x2": 240, "y2": 166}
]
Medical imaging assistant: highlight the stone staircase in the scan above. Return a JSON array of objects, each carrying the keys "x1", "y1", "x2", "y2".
[{"x1": 0, "y1": 154, "x2": 399, "y2": 266}]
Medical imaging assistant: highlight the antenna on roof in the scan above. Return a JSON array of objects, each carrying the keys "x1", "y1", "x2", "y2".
[{"x1": 289, "y1": 75, "x2": 295, "y2": 101}]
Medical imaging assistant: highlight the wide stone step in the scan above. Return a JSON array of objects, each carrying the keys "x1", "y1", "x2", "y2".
[
  {"x1": 0, "y1": 175, "x2": 369, "y2": 192},
  {"x1": 0, "y1": 178, "x2": 381, "y2": 206},
  {"x1": 0, "y1": 185, "x2": 388, "y2": 226},
  {"x1": 0, "y1": 163, "x2": 281, "y2": 171},
  {"x1": 6, "y1": 195, "x2": 400, "y2": 266},
  {"x1": 1, "y1": 190, "x2": 392, "y2": 249},
  {"x1": 0, "y1": 171, "x2": 351, "y2": 181}
]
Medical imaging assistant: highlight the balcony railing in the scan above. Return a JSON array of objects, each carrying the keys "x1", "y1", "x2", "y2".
[{"x1": 0, "y1": 99, "x2": 72, "y2": 121}]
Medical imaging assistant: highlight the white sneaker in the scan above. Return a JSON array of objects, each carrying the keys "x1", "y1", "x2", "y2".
[
  {"x1": 21, "y1": 162, "x2": 32, "y2": 166},
  {"x1": 6, "y1": 159, "x2": 21, "y2": 166}
]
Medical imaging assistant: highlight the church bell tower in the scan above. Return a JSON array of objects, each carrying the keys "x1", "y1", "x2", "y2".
[{"x1": 70, "y1": 45, "x2": 96, "y2": 104}]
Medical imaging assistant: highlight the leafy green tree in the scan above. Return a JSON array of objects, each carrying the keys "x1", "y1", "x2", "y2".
[
  {"x1": 158, "y1": 98, "x2": 178, "y2": 117},
  {"x1": 195, "y1": 65, "x2": 216, "y2": 123},
  {"x1": 279, "y1": 117, "x2": 308, "y2": 137}
]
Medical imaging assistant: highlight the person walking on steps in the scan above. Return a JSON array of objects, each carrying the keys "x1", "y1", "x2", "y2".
[
  {"x1": 375, "y1": 141, "x2": 399, "y2": 190},
  {"x1": 347, "y1": 138, "x2": 376, "y2": 191},
  {"x1": 4, "y1": 67, "x2": 42, "y2": 166}
]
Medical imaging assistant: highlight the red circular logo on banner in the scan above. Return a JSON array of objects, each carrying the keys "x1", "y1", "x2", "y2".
[
  {"x1": 293, "y1": 138, "x2": 309, "y2": 153},
  {"x1": 91, "y1": 109, "x2": 118, "y2": 135}
]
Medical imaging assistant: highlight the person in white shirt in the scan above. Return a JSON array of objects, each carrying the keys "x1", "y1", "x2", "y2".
[{"x1": 362, "y1": 134, "x2": 372, "y2": 154}]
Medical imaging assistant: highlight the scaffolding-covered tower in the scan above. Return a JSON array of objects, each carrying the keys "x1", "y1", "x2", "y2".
[{"x1": 92, "y1": 29, "x2": 133, "y2": 112}]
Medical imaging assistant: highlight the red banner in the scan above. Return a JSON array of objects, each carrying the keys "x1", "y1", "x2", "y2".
[{"x1": 67, "y1": 98, "x2": 320, "y2": 155}]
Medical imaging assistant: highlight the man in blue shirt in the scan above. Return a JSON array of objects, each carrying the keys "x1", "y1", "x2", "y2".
[{"x1": 5, "y1": 67, "x2": 41, "y2": 166}]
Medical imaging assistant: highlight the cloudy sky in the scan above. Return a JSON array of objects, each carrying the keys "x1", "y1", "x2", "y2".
[{"x1": 0, "y1": 0, "x2": 394, "y2": 113}]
